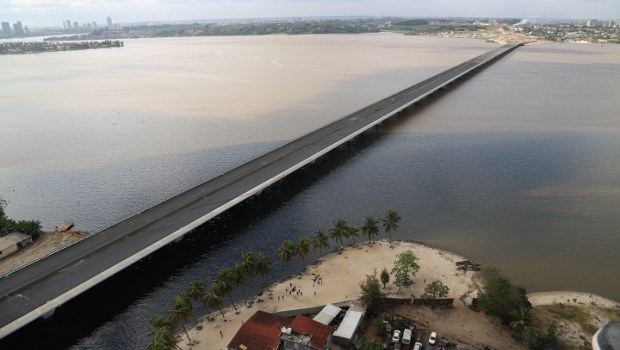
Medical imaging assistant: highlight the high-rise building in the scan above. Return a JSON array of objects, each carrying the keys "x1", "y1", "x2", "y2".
[
  {"x1": 62, "y1": 21, "x2": 67, "y2": 30},
  {"x1": 92, "y1": 21, "x2": 97, "y2": 30},
  {"x1": 107, "y1": 16, "x2": 113, "y2": 29},
  {"x1": 73, "y1": 21, "x2": 79, "y2": 30},
  {"x1": 13, "y1": 21, "x2": 24, "y2": 35},
  {"x1": 1, "y1": 22, "x2": 10, "y2": 35},
  {"x1": 66, "y1": 20, "x2": 71, "y2": 31}
]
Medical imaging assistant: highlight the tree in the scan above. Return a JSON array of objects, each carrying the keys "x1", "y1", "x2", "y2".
[
  {"x1": 523, "y1": 324, "x2": 557, "y2": 350},
  {"x1": 277, "y1": 240, "x2": 295, "y2": 263},
  {"x1": 148, "y1": 325, "x2": 180, "y2": 350},
  {"x1": 391, "y1": 250, "x2": 420, "y2": 294},
  {"x1": 347, "y1": 225, "x2": 359, "y2": 245},
  {"x1": 510, "y1": 305, "x2": 533, "y2": 333},
  {"x1": 179, "y1": 291, "x2": 198, "y2": 323},
  {"x1": 168, "y1": 295, "x2": 192, "y2": 343},
  {"x1": 312, "y1": 229, "x2": 330, "y2": 256},
  {"x1": 232, "y1": 263, "x2": 247, "y2": 286},
  {"x1": 255, "y1": 251, "x2": 271, "y2": 276},
  {"x1": 380, "y1": 267, "x2": 390, "y2": 289},
  {"x1": 149, "y1": 315, "x2": 180, "y2": 350},
  {"x1": 295, "y1": 236, "x2": 311, "y2": 266},
  {"x1": 477, "y1": 267, "x2": 532, "y2": 325},
  {"x1": 188, "y1": 280, "x2": 208, "y2": 311},
  {"x1": 214, "y1": 268, "x2": 238, "y2": 311},
  {"x1": 240, "y1": 251, "x2": 257, "y2": 276},
  {"x1": 382, "y1": 209, "x2": 401, "y2": 241},
  {"x1": 203, "y1": 283, "x2": 226, "y2": 318},
  {"x1": 361, "y1": 216, "x2": 379, "y2": 243},
  {"x1": 421, "y1": 280, "x2": 450, "y2": 308},
  {"x1": 358, "y1": 273, "x2": 386, "y2": 313},
  {"x1": 329, "y1": 218, "x2": 348, "y2": 248}
]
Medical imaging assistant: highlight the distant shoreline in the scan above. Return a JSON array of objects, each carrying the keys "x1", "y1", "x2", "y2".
[{"x1": 0, "y1": 40, "x2": 123, "y2": 55}]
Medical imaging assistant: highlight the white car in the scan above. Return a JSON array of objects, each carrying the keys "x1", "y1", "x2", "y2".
[
  {"x1": 413, "y1": 341, "x2": 423, "y2": 350},
  {"x1": 429, "y1": 331, "x2": 437, "y2": 345},
  {"x1": 392, "y1": 329, "x2": 401, "y2": 343}
]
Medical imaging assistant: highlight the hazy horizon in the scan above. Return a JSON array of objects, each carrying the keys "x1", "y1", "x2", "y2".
[{"x1": 1, "y1": 0, "x2": 618, "y2": 28}]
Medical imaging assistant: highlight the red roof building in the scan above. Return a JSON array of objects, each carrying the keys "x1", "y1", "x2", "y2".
[
  {"x1": 285, "y1": 315, "x2": 333, "y2": 350},
  {"x1": 227, "y1": 311, "x2": 334, "y2": 350},
  {"x1": 227, "y1": 311, "x2": 291, "y2": 350}
]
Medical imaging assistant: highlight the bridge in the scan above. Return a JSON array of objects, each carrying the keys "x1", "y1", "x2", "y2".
[{"x1": 0, "y1": 43, "x2": 520, "y2": 338}]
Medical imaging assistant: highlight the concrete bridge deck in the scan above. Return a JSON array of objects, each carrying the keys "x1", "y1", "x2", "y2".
[{"x1": 0, "y1": 43, "x2": 520, "y2": 338}]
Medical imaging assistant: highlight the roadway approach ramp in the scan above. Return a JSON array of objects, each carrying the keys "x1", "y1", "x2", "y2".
[{"x1": 0, "y1": 43, "x2": 520, "y2": 338}]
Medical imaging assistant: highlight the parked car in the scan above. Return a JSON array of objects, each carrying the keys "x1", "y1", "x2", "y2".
[
  {"x1": 429, "y1": 331, "x2": 437, "y2": 345},
  {"x1": 392, "y1": 329, "x2": 401, "y2": 343},
  {"x1": 413, "y1": 341, "x2": 423, "y2": 350},
  {"x1": 395, "y1": 343, "x2": 402, "y2": 350}
]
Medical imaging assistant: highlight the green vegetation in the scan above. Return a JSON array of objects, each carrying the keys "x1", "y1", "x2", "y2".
[
  {"x1": 391, "y1": 250, "x2": 420, "y2": 293},
  {"x1": 0, "y1": 197, "x2": 42, "y2": 240},
  {"x1": 329, "y1": 218, "x2": 348, "y2": 248},
  {"x1": 0, "y1": 40, "x2": 123, "y2": 55},
  {"x1": 477, "y1": 267, "x2": 532, "y2": 325},
  {"x1": 374, "y1": 318, "x2": 387, "y2": 336},
  {"x1": 311, "y1": 229, "x2": 330, "y2": 256},
  {"x1": 359, "y1": 272, "x2": 386, "y2": 314},
  {"x1": 361, "y1": 216, "x2": 379, "y2": 243},
  {"x1": 523, "y1": 323, "x2": 558, "y2": 350},
  {"x1": 150, "y1": 19, "x2": 380, "y2": 37},
  {"x1": 380, "y1": 267, "x2": 390, "y2": 288},
  {"x1": 382, "y1": 209, "x2": 401, "y2": 241},
  {"x1": 421, "y1": 280, "x2": 450, "y2": 308},
  {"x1": 149, "y1": 211, "x2": 402, "y2": 349}
]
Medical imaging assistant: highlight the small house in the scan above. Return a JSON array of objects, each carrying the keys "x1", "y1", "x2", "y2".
[{"x1": 0, "y1": 233, "x2": 33, "y2": 260}]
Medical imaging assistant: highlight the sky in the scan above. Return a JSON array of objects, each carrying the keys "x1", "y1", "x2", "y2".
[{"x1": 1, "y1": 0, "x2": 619, "y2": 27}]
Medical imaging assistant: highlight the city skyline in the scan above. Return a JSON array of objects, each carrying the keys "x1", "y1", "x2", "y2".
[{"x1": 0, "y1": 0, "x2": 618, "y2": 27}]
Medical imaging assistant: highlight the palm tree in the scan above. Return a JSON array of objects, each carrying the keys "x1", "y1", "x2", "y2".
[
  {"x1": 361, "y1": 216, "x2": 379, "y2": 243},
  {"x1": 214, "y1": 268, "x2": 238, "y2": 311},
  {"x1": 232, "y1": 262, "x2": 247, "y2": 288},
  {"x1": 347, "y1": 225, "x2": 359, "y2": 245},
  {"x1": 312, "y1": 229, "x2": 330, "y2": 256},
  {"x1": 509, "y1": 305, "x2": 532, "y2": 332},
  {"x1": 277, "y1": 239, "x2": 295, "y2": 263},
  {"x1": 296, "y1": 236, "x2": 311, "y2": 266},
  {"x1": 169, "y1": 295, "x2": 192, "y2": 343},
  {"x1": 255, "y1": 251, "x2": 272, "y2": 276},
  {"x1": 188, "y1": 280, "x2": 209, "y2": 311},
  {"x1": 382, "y1": 209, "x2": 401, "y2": 241},
  {"x1": 240, "y1": 251, "x2": 257, "y2": 276},
  {"x1": 179, "y1": 291, "x2": 198, "y2": 323},
  {"x1": 329, "y1": 218, "x2": 348, "y2": 248},
  {"x1": 203, "y1": 283, "x2": 226, "y2": 318},
  {"x1": 149, "y1": 315, "x2": 181, "y2": 350}
]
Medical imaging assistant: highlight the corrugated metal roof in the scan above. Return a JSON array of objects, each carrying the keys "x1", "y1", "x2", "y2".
[
  {"x1": 289, "y1": 314, "x2": 332, "y2": 349},
  {"x1": 333, "y1": 309, "x2": 364, "y2": 340},
  {"x1": 227, "y1": 310, "x2": 290, "y2": 350},
  {"x1": 312, "y1": 304, "x2": 341, "y2": 325}
]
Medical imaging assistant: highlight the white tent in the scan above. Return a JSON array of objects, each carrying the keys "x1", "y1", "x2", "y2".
[{"x1": 312, "y1": 304, "x2": 342, "y2": 326}]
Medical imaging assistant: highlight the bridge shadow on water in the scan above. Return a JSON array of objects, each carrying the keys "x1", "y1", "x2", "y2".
[
  {"x1": 1, "y1": 112, "x2": 422, "y2": 350},
  {"x1": 0, "y1": 63, "x2": 487, "y2": 349}
]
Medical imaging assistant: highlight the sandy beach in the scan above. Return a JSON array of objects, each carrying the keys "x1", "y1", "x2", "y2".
[
  {"x1": 177, "y1": 239, "x2": 620, "y2": 350},
  {"x1": 181, "y1": 240, "x2": 523, "y2": 350}
]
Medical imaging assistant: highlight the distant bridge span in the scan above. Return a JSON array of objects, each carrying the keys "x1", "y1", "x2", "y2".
[{"x1": 0, "y1": 43, "x2": 520, "y2": 338}]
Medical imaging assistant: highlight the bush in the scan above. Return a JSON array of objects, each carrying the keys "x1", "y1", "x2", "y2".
[
  {"x1": 523, "y1": 324, "x2": 557, "y2": 350},
  {"x1": 477, "y1": 267, "x2": 531, "y2": 324}
]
